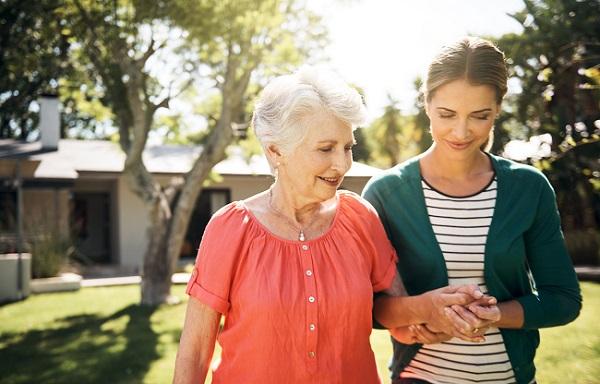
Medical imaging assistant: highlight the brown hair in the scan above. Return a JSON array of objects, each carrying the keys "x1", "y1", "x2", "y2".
[
  {"x1": 424, "y1": 37, "x2": 508, "y2": 103},
  {"x1": 424, "y1": 37, "x2": 508, "y2": 151}
]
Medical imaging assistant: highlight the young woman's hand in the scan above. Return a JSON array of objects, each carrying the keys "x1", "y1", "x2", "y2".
[
  {"x1": 421, "y1": 285, "x2": 489, "y2": 338},
  {"x1": 442, "y1": 297, "x2": 501, "y2": 341}
]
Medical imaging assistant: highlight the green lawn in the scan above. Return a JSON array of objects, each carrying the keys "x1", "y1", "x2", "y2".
[{"x1": 0, "y1": 282, "x2": 598, "y2": 384}]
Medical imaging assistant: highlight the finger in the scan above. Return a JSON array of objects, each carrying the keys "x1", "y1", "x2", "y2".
[
  {"x1": 391, "y1": 326, "x2": 418, "y2": 344},
  {"x1": 444, "y1": 322, "x2": 485, "y2": 342},
  {"x1": 468, "y1": 304, "x2": 501, "y2": 322},
  {"x1": 455, "y1": 284, "x2": 484, "y2": 300},
  {"x1": 450, "y1": 304, "x2": 485, "y2": 329},
  {"x1": 444, "y1": 306, "x2": 472, "y2": 333},
  {"x1": 407, "y1": 325, "x2": 420, "y2": 343},
  {"x1": 413, "y1": 324, "x2": 439, "y2": 344},
  {"x1": 455, "y1": 331, "x2": 486, "y2": 343},
  {"x1": 440, "y1": 292, "x2": 472, "y2": 306},
  {"x1": 470, "y1": 295, "x2": 497, "y2": 306}
]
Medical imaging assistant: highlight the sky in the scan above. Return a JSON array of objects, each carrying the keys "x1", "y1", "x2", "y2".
[{"x1": 307, "y1": 0, "x2": 525, "y2": 120}]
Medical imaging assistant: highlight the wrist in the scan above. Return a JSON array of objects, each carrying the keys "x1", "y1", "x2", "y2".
[{"x1": 412, "y1": 291, "x2": 434, "y2": 324}]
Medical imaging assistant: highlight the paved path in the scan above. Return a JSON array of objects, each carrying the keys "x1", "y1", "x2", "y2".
[
  {"x1": 79, "y1": 267, "x2": 600, "y2": 289},
  {"x1": 81, "y1": 272, "x2": 192, "y2": 287},
  {"x1": 575, "y1": 266, "x2": 600, "y2": 282}
]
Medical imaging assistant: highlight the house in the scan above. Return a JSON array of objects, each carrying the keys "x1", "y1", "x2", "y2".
[{"x1": 1, "y1": 138, "x2": 382, "y2": 274}]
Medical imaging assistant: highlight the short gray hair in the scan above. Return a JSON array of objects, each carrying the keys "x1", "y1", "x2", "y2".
[{"x1": 252, "y1": 66, "x2": 366, "y2": 154}]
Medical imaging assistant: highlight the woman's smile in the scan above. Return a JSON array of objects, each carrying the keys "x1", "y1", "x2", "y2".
[
  {"x1": 445, "y1": 139, "x2": 474, "y2": 151},
  {"x1": 318, "y1": 175, "x2": 343, "y2": 187}
]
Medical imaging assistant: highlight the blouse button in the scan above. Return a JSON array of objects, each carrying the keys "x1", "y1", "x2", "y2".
[
  {"x1": 309, "y1": 323, "x2": 316, "y2": 331},
  {"x1": 302, "y1": 244, "x2": 309, "y2": 251},
  {"x1": 305, "y1": 270, "x2": 313, "y2": 276},
  {"x1": 308, "y1": 351, "x2": 316, "y2": 358},
  {"x1": 308, "y1": 296, "x2": 315, "y2": 303}
]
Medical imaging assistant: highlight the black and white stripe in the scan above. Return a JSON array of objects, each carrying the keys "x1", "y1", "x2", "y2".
[{"x1": 400, "y1": 178, "x2": 517, "y2": 384}]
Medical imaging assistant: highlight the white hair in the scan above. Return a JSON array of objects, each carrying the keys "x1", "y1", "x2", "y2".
[{"x1": 252, "y1": 66, "x2": 367, "y2": 155}]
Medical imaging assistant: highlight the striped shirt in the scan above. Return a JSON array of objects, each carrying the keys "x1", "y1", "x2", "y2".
[{"x1": 400, "y1": 177, "x2": 517, "y2": 384}]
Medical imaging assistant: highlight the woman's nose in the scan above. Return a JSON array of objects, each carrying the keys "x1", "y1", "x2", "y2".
[
  {"x1": 331, "y1": 151, "x2": 351, "y2": 174},
  {"x1": 452, "y1": 119, "x2": 470, "y2": 140}
]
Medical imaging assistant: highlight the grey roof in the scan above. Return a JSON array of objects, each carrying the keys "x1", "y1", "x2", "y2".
[
  {"x1": 0, "y1": 139, "x2": 57, "y2": 159},
  {"x1": 22, "y1": 139, "x2": 381, "y2": 179}
]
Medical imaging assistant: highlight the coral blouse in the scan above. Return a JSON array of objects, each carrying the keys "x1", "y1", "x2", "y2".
[{"x1": 186, "y1": 191, "x2": 398, "y2": 383}]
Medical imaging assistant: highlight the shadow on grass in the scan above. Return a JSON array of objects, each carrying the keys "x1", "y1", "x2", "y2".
[{"x1": 0, "y1": 304, "x2": 159, "y2": 384}]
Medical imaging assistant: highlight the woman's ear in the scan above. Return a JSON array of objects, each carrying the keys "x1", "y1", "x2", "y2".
[{"x1": 266, "y1": 143, "x2": 284, "y2": 167}]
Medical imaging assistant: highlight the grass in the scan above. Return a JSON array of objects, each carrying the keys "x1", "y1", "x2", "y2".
[{"x1": 0, "y1": 283, "x2": 598, "y2": 384}]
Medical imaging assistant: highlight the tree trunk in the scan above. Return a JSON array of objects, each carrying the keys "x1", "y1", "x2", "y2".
[
  {"x1": 141, "y1": 195, "x2": 173, "y2": 305},
  {"x1": 165, "y1": 58, "x2": 254, "y2": 277}
]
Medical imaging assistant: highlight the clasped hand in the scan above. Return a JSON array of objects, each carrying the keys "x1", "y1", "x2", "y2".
[{"x1": 391, "y1": 285, "x2": 500, "y2": 345}]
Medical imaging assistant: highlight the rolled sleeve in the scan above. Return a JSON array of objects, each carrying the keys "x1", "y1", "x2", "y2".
[
  {"x1": 185, "y1": 204, "x2": 247, "y2": 315},
  {"x1": 365, "y1": 200, "x2": 399, "y2": 292},
  {"x1": 186, "y1": 267, "x2": 230, "y2": 314}
]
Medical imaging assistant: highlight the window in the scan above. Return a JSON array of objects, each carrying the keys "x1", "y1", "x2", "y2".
[{"x1": 0, "y1": 190, "x2": 17, "y2": 233}]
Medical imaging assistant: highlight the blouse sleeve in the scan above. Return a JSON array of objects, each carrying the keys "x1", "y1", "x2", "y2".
[
  {"x1": 517, "y1": 176, "x2": 582, "y2": 329},
  {"x1": 347, "y1": 193, "x2": 398, "y2": 292},
  {"x1": 186, "y1": 204, "x2": 247, "y2": 314},
  {"x1": 369, "y1": 208, "x2": 399, "y2": 292}
]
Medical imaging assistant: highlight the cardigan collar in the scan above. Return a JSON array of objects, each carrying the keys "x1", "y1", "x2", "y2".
[
  {"x1": 399, "y1": 151, "x2": 509, "y2": 187},
  {"x1": 396, "y1": 151, "x2": 514, "y2": 290}
]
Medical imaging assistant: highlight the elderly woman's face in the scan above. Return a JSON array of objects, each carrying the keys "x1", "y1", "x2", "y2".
[{"x1": 279, "y1": 111, "x2": 354, "y2": 204}]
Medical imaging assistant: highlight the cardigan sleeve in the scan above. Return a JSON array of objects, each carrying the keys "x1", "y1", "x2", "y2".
[
  {"x1": 362, "y1": 177, "x2": 393, "y2": 237},
  {"x1": 517, "y1": 177, "x2": 582, "y2": 329}
]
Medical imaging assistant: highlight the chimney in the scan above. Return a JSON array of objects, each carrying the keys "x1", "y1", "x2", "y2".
[{"x1": 39, "y1": 94, "x2": 60, "y2": 150}]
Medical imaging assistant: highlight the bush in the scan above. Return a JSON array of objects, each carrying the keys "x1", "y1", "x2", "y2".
[
  {"x1": 30, "y1": 233, "x2": 73, "y2": 278},
  {"x1": 564, "y1": 228, "x2": 600, "y2": 266}
]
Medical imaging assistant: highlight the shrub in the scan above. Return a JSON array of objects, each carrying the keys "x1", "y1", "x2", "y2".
[
  {"x1": 30, "y1": 233, "x2": 73, "y2": 278},
  {"x1": 564, "y1": 228, "x2": 600, "y2": 266}
]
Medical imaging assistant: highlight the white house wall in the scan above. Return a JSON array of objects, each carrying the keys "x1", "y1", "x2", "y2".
[
  {"x1": 116, "y1": 175, "x2": 149, "y2": 273},
  {"x1": 115, "y1": 173, "x2": 372, "y2": 271}
]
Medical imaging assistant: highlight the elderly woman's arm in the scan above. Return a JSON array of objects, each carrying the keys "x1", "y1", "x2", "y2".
[
  {"x1": 173, "y1": 297, "x2": 221, "y2": 384},
  {"x1": 373, "y1": 272, "x2": 492, "y2": 341}
]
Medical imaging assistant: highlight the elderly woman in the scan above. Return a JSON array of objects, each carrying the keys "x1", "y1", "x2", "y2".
[
  {"x1": 363, "y1": 37, "x2": 582, "y2": 384},
  {"x1": 173, "y1": 67, "x2": 489, "y2": 384}
]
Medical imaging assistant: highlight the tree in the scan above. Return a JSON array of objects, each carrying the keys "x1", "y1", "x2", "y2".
[
  {"x1": 62, "y1": 0, "x2": 324, "y2": 305},
  {"x1": 496, "y1": 0, "x2": 600, "y2": 147},
  {"x1": 362, "y1": 93, "x2": 428, "y2": 168},
  {"x1": 495, "y1": 0, "x2": 600, "y2": 263},
  {"x1": 0, "y1": 1, "x2": 71, "y2": 139}
]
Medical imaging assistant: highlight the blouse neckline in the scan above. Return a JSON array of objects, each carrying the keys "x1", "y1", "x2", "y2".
[{"x1": 238, "y1": 192, "x2": 343, "y2": 245}]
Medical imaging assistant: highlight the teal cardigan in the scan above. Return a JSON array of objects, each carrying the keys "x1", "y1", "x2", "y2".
[{"x1": 362, "y1": 154, "x2": 582, "y2": 383}]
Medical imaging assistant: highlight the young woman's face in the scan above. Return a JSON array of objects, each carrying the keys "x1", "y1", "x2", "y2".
[
  {"x1": 426, "y1": 79, "x2": 499, "y2": 160},
  {"x1": 276, "y1": 111, "x2": 354, "y2": 205}
]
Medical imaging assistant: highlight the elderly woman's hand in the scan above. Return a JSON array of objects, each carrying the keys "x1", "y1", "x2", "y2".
[
  {"x1": 437, "y1": 296, "x2": 501, "y2": 342},
  {"x1": 390, "y1": 325, "x2": 452, "y2": 345},
  {"x1": 458, "y1": 300, "x2": 500, "y2": 328}
]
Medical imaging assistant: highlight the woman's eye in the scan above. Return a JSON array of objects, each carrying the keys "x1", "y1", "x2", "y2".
[
  {"x1": 319, "y1": 147, "x2": 333, "y2": 153},
  {"x1": 439, "y1": 114, "x2": 454, "y2": 119},
  {"x1": 473, "y1": 115, "x2": 490, "y2": 120},
  {"x1": 345, "y1": 145, "x2": 354, "y2": 152}
]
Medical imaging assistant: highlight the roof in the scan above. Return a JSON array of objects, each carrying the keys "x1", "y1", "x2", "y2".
[
  {"x1": 0, "y1": 139, "x2": 57, "y2": 159},
  {"x1": 10, "y1": 139, "x2": 381, "y2": 179}
]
